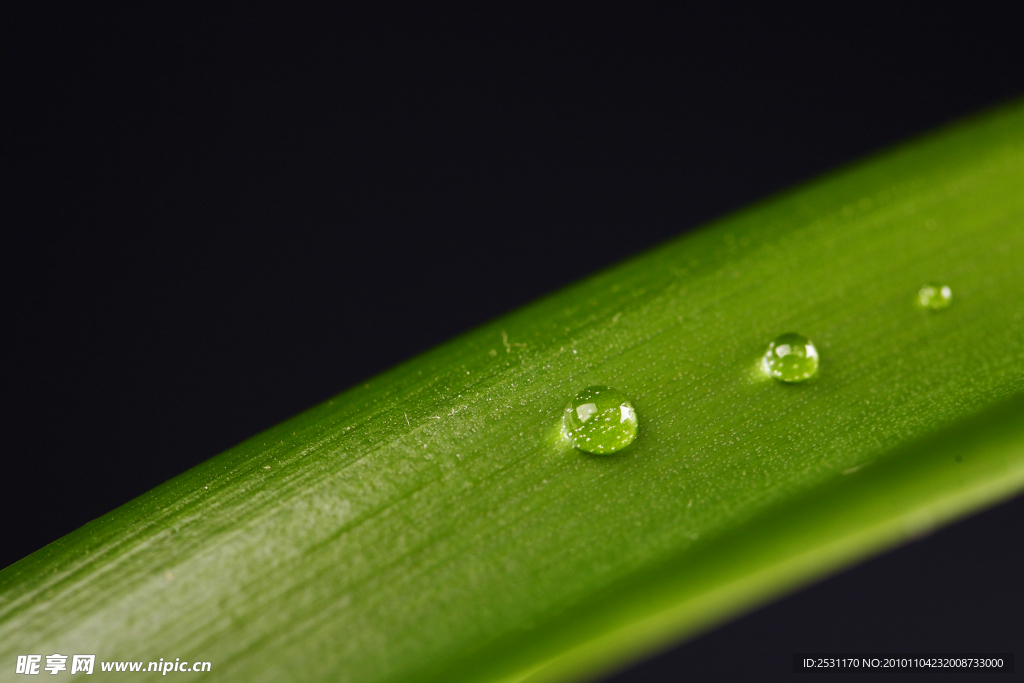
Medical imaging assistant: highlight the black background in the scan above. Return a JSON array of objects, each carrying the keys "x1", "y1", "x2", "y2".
[{"x1": 4, "y1": 6, "x2": 1023, "y2": 681}]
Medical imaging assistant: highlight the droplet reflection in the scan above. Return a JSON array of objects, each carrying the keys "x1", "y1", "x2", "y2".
[
  {"x1": 763, "y1": 333, "x2": 819, "y2": 383},
  {"x1": 917, "y1": 283, "x2": 952, "y2": 310},
  {"x1": 563, "y1": 386, "x2": 638, "y2": 454}
]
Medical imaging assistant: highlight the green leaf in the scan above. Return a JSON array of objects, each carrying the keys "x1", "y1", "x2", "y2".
[{"x1": 2, "y1": 100, "x2": 1023, "y2": 683}]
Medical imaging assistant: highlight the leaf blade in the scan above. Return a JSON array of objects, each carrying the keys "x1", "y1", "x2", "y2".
[{"x1": 2, "y1": 100, "x2": 1023, "y2": 683}]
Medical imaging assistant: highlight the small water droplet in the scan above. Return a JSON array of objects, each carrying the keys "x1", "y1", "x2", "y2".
[
  {"x1": 763, "y1": 333, "x2": 819, "y2": 382},
  {"x1": 917, "y1": 283, "x2": 952, "y2": 310},
  {"x1": 562, "y1": 386, "x2": 638, "y2": 454}
]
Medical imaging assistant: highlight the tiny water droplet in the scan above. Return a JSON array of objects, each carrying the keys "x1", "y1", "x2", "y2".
[
  {"x1": 917, "y1": 283, "x2": 952, "y2": 310},
  {"x1": 562, "y1": 386, "x2": 638, "y2": 454},
  {"x1": 763, "y1": 333, "x2": 819, "y2": 382}
]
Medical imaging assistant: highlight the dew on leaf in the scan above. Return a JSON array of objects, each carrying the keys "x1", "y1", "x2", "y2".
[
  {"x1": 562, "y1": 386, "x2": 638, "y2": 454},
  {"x1": 917, "y1": 283, "x2": 952, "y2": 310},
  {"x1": 763, "y1": 333, "x2": 819, "y2": 383}
]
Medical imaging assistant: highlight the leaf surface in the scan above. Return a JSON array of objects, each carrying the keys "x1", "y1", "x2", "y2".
[{"x1": 2, "y1": 101, "x2": 1023, "y2": 683}]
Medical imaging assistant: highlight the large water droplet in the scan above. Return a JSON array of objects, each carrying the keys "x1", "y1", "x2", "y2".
[
  {"x1": 563, "y1": 386, "x2": 638, "y2": 454},
  {"x1": 763, "y1": 333, "x2": 819, "y2": 382},
  {"x1": 917, "y1": 283, "x2": 952, "y2": 310}
]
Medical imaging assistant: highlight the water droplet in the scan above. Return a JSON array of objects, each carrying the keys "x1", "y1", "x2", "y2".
[
  {"x1": 917, "y1": 283, "x2": 952, "y2": 310},
  {"x1": 562, "y1": 386, "x2": 638, "y2": 454},
  {"x1": 763, "y1": 333, "x2": 819, "y2": 382}
]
